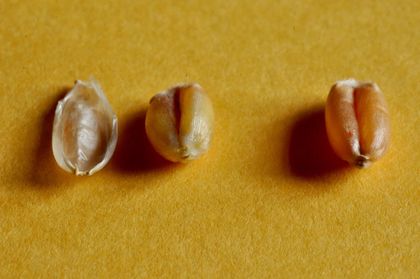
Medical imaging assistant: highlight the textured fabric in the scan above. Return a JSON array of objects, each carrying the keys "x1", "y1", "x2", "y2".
[{"x1": 0, "y1": 0, "x2": 419, "y2": 277}]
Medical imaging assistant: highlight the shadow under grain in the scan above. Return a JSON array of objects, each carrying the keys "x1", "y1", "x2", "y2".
[
  {"x1": 110, "y1": 108, "x2": 174, "y2": 174},
  {"x1": 288, "y1": 107, "x2": 348, "y2": 178}
]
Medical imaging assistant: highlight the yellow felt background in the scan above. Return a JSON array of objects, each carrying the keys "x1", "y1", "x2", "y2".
[{"x1": 0, "y1": 0, "x2": 419, "y2": 277}]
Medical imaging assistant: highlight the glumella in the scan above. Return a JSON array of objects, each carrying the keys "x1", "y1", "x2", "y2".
[
  {"x1": 325, "y1": 79, "x2": 390, "y2": 168},
  {"x1": 52, "y1": 78, "x2": 118, "y2": 175}
]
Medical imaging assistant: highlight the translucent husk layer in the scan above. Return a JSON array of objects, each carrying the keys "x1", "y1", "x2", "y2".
[{"x1": 52, "y1": 78, "x2": 118, "y2": 175}]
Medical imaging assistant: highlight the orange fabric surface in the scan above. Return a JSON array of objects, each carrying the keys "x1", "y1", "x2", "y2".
[{"x1": 0, "y1": 0, "x2": 419, "y2": 277}]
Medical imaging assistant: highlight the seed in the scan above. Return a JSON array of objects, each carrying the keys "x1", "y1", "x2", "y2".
[
  {"x1": 52, "y1": 78, "x2": 118, "y2": 175},
  {"x1": 325, "y1": 79, "x2": 390, "y2": 168},
  {"x1": 145, "y1": 83, "x2": 214, "y2": 162}
]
